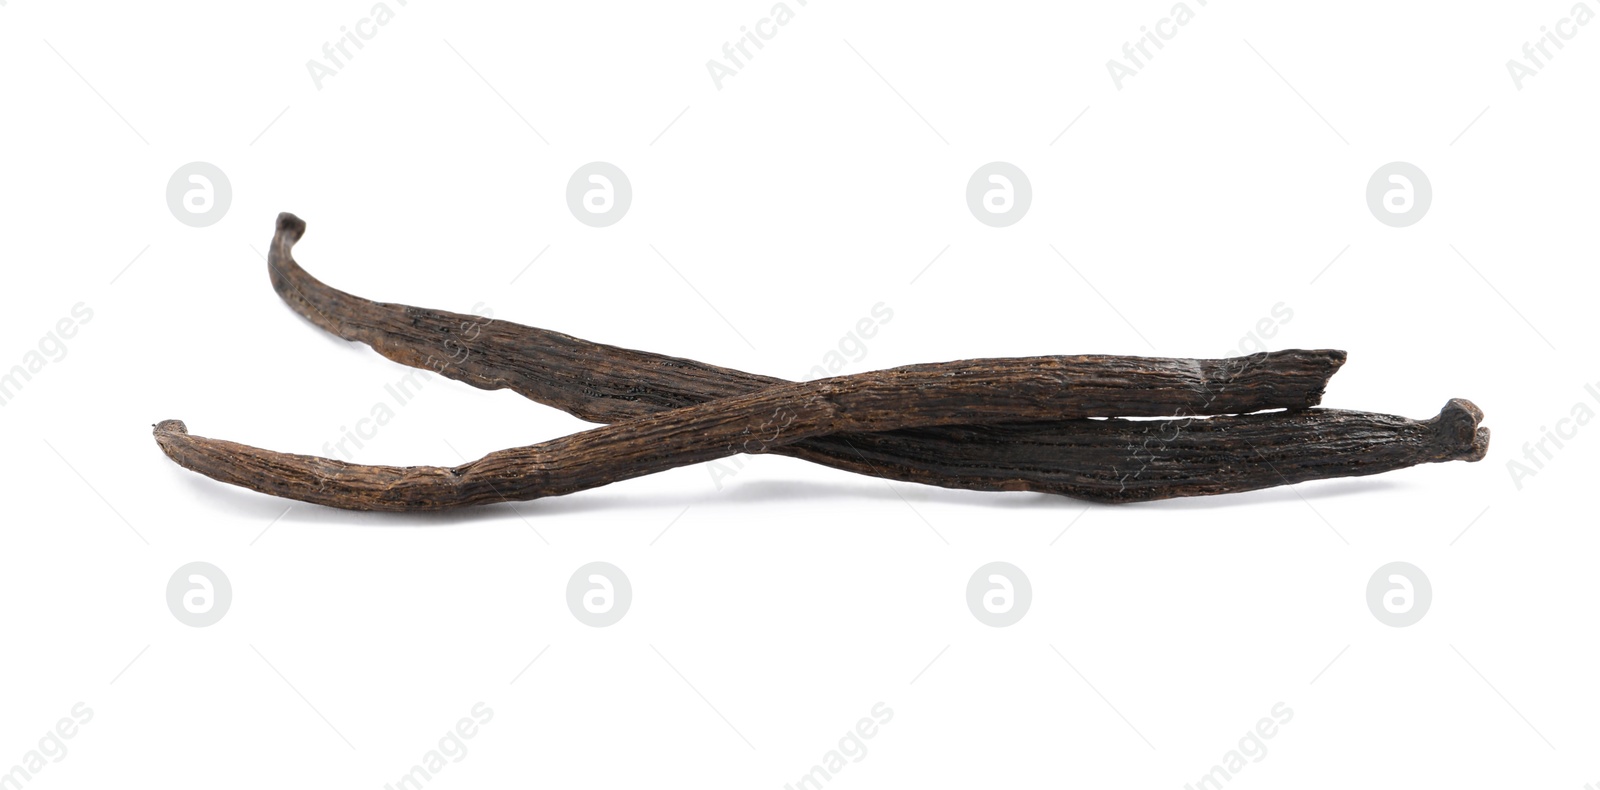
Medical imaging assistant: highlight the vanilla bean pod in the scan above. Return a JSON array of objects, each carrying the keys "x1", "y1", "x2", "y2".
[
  {"x1": 155, "y1": 398, "x2": 1487, "y2": 510},
  {"x1": 261, "y1": 213, "x2": 1359, "y2": 497},
  {"x1": 266, "y1": 214, "x2": 1342, "y2": 420},
  {"x1": 154, "y1": 342, "x2": 1344, "y2": 511},
  {"x1": 818, "y1": 400, "x2": 1488, "y2": 502}
]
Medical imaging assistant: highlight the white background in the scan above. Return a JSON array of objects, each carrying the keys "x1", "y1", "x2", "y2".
[{"x1": 2, "y1": 1, "x2": 1597, "y2": 787}]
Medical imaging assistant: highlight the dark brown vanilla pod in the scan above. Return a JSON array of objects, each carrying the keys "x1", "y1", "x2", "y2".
[
  {"x1": 152, "y1": 400, "x2": 1486, "y2": 511},
  {"x1": 265, "y1": 212, "x2": 1344, "y2": 422},
  {"x1": 149, "y1": 345, "x2": 1349, "y2": 513},
  {"x1": 795, "y1": 400, "x2": 1490, "y2": 503}
]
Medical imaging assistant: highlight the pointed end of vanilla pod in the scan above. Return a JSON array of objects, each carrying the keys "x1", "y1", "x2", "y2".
[
  {"x1": 152, "y1": 420, "x2": 192, "y2": 463},
  {"x1": 153, "y1": 419, "x2": 189, "y2": 444},
  {"x1": 1309, "y1": 348, "x2": 1349, "y2": 379},
  {"x1": 153, "y1": 419, "x2": 188, "y2": 435},
  {"x1": 1432, "y1": 398, "x2": 1490, "y2": 462},
  {"x1": 1318, "y1": 349, "x2": 1349, "y2": 367},
  {"x1": 275, "y1": 212, "x2": 307, "y2": 242},
  {"x1": 154, "y1": 418, "x2": 190, "y2": 441},
  {"x1": 1281, "y1": 348, "x2": 1348, "y2": 367},
  {"x1": 1303, "y1": 349, "x2": 1348, "y2": 401},
  {"x1": 1283, "y1": 349, "x2": 1348, "y2": 408}
]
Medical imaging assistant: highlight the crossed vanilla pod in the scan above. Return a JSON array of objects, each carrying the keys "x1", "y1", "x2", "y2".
[{"x1": 151, "y1": 214, "x2": 1489, "y2": 511}]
